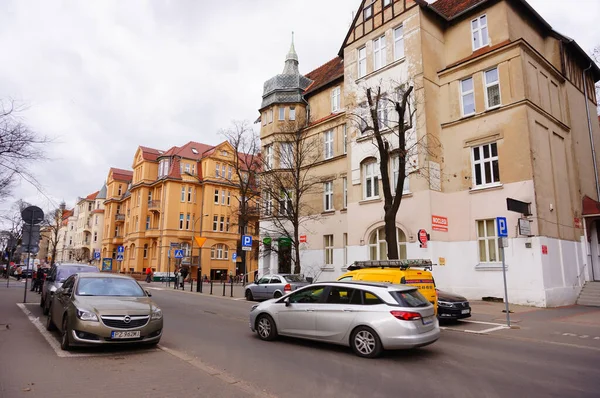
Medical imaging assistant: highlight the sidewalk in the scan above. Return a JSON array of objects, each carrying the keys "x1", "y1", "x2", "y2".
[{"x1": 0, "y1": 285, "x2": 262, "y2": 398}]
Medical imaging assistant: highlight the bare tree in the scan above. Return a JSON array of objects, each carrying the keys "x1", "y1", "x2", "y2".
[
  {"x1": 220, "y1": 121, "x2": 262, "y2": 280},
  {"x1": 352, "y1": 81, "x2": 440, "y2": 260},
  {"x1": 0, "y1": 200, "x2": 31, "y2": 264},
  {"x1": 0, "y1": 100, "x2": 51, "y2": 199},
  {"x1": 42, "y1": 203, "x2": 65, "y2": 266},
  {"x1": 260, "y1": 121, "x2": 333, "y2": 274}
]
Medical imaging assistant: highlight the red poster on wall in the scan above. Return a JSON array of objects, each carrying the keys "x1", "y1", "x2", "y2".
[{"x1": 542, "y1": 245, "x2": 548, "y2": 255}]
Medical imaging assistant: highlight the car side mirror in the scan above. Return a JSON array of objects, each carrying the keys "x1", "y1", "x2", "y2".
[
  {"x1": 284, "y1": 297, "x2": 291, "y2": 307},
  {"x1": 145, "y1": 290, "x2": 152, "y2": 297}
]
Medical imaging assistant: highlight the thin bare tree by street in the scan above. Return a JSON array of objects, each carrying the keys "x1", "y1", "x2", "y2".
[
  {"x1": 0, "y1": 100, "x2": 51, "y2": 199},
  {"x1": 351, "y1": 80, "x2": 441, "y2": 260},
  {"x1": 42, "y1": 203, "x2": 66, "y2": 266}
]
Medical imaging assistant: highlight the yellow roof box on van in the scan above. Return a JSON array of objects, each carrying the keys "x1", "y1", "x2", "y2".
[{"x1": 347, "y1": 259, "x2": 433, "y2": 271}]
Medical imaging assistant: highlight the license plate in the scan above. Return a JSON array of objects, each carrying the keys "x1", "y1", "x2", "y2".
[
  {"x1": 111, "y1": 331, "x2": 141, "y2": 339},
  {"x1": 461, "y1": 309, "x2": 470, "y2": 314},
  {"x1": 422, "y1": 316, "x2": 434, "y2": 325}
]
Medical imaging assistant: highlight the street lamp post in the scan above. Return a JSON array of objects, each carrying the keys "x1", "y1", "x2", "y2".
[{"x1": 191, "y1": 192, "x2": 208, "y2": 293}]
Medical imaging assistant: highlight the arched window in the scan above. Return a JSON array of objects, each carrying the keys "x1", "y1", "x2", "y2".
[
  {"x1": 210, "y1": 244, "x2": 229, "y2": 260},
  {"x1": 143, "y1": 244, "x2": 148, "y2": 259},
  {"x1": 368, "y1": 227, "x2": 407, "y2": 260},
  {"x1": 130, "y1": 244, "x2": 136, "y2": 259},
  {"x1": 362, "y1": 159, "x2": 380, "y2": 200}
]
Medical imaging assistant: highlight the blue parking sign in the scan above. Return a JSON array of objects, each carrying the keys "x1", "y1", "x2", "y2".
[
  {"x1": 94, "y1": 251, "x2": 100, "y2": 260},
  {"x1": 242, "y1": 235, "x2": 252, "y2": 247},
  {"x1": 496, "y1": 217, "x2": 508, "y2": 237}
]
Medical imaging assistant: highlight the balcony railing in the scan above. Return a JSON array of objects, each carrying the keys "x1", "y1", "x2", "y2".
[
  {"x1": 115, "y1": 214, "x2": 125, "y2": 222},
  {"x1": 148, "y1": 200, "x2": 161, "y2": 211}
]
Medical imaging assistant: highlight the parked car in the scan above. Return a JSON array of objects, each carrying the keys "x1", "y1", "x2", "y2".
[
  {"x1": 245, "y1": 274, "x2": 310, "y2": 301},
  {"x1": 249, "y1": 281, "x2": 440, "y2": 358},
  {"x1": 41, "y1": 264, "x2": 99, "y2": 315},
  {"x1": 436, "y1": 289, "x2": 471, "y2": 321},
  {"x1": 46, "y1": 273, "x2": 163, "y2": 351}
]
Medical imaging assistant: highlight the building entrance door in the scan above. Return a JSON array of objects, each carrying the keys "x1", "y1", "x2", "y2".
[{"x1": 590, "y1": 221, "x2": 600, "y2": 281}]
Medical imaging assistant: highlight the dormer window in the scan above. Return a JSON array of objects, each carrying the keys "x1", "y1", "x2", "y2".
[
  {"x1": 289, "y1": 107, "x2": 296, "y2": 121},
  {"x1": 471, "y1": 15, "x2": 489, "y2": 51},
  {"x1": 221, "y1": 150, "x2": 228, "y2": 156},
  {"x1": 364, "y1": 4, "x2": 373, "y2": 20},
  {"x1": 191, "y1": 148, "x2": 198, "y2": 154}
]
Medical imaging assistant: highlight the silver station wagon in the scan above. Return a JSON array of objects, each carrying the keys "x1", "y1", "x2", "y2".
[{"x1": 249, "y1": 281, "x2": 440, "y2": 358}]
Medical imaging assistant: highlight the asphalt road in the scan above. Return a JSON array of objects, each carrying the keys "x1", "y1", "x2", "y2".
[{"x1": 151, "y1": 288, "x2": 600, "y2": 398}]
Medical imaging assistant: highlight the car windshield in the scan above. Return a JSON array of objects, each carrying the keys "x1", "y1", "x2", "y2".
[
  {"x1": 58, "y1": 266, "x2": 97, "y2": 282},
  {"x1": 76, "y1": 277, "x2": 145, "y2": 297},
  {"x1": 389, "y1": 289, "x2": 430, "y2": 307},
  {"x1": 284, "y1": 275, "x2": 306, "y2": 283}
]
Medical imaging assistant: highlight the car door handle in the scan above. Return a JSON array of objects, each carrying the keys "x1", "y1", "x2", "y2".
[
  {"x1": 343, "y1": 309, "x2": 354, "y2": 312},
  {"x1": 305, "y1": 309, "x2": 314, "y2": 312}
]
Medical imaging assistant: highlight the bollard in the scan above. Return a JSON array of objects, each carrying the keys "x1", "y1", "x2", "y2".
[
  {"x1": 230, "y1": 281, "x2": 233, "y2": 297},
  {"x1": 190, "y1": 279, "x2": 193, "y2": 292},
  {"x1": 222, "y1": 281, "x2": 226, "y2": 296},
  {"x1": 210, "y1": 280, "x2": 213, "y2": 295},
  {"x1": 199, "y1": 279, "x2": 203, "y2": 293}
]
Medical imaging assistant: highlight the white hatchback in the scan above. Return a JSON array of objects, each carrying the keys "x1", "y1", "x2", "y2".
[{"x1": 249, "y1": 281, "x2": 440, "y2": 358}]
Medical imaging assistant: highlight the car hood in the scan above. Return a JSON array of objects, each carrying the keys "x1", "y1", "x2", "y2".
[
  {"x1": 75, "y1": 296, "x2": 155, "y2": 316},
  {"x1": 437, "y1": 290, "x2": 468, "y2": 302}
]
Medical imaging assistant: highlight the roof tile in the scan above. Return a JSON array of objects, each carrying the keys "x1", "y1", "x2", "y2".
[
  {"x1": 304, "y1": 57, "x2": 344, "y2": 95},
  {"x1": 428, "y1": 0, "x2": 488, "y2": 19}
]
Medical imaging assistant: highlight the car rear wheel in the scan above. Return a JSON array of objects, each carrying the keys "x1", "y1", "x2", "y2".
[
  {"x1": 256, "y1": 314, "x2": 278, "y2": 341},
  {"x1": 61, "y1": 316, "x2": 72, "y2": 351},
  {"x1": 46, "y1": 306, "x2": 56, "y2": 331},
  {"x1": 245, "y1": 289, "x2": 254, "y2": 301},
  {"x1": 273, "y1": 291, "x2": 282, "y2": 299},
  {"x1": 350, "y1": 326, "x2": 382, "y2": 358},
  {"x1": 40, "y1": 295, "x2": 44, "y2": 308}
]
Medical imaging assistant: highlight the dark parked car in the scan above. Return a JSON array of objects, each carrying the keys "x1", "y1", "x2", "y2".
[
  {"x1": 436, "y1": 289, "x2": 471, "y2": 320},
  {"x1": 41, "y1": 264, "x2": 99, "y2": 315}
]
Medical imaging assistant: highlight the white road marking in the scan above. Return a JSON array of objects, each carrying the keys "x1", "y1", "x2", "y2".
[
  {"x1": 458, "y1": 319, "x2": 506, "y2": 327},
  {"x1": 477, "y1": 325, "x2": 509, "y2": 333}
]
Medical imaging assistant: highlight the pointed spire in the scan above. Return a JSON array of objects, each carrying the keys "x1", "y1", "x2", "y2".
[{"x1": 283, "y1": 31, "x2": 299, "y2": 75}]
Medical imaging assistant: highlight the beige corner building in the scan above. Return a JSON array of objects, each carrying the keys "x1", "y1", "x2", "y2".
[
  {"x1": 258, "y1": 0, "x2": 600, "y2": 307},
  {"x1": 100, "y1": 141, "x2": 259, "y2": 280}
]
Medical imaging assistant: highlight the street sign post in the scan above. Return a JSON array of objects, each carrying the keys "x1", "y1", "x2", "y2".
[
  {"x1": 174, "y1": 249, "x2": 184, "y2": 259},
  {"x1": 94, "y1": 251, "x2": 101, "y2": 260},
  {"x1": 20, "y1": 205, "x2": 44, "y2": 304},
  {"x1": 242, "y1": 235, "x2": 252, "y2": 251},
  {"x1": 496, "y1": 217, "x2": 510, "y2": 327},
  {"x1": 232, "y1": 252, "x2": 237, "y2": 262}
]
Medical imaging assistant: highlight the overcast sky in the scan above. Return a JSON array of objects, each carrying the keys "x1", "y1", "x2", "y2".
[{"x1": 1, "y1": 0, "x2": 598, "y2": 216}]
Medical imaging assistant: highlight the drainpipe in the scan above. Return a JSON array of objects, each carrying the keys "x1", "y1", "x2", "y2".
[{"x1": 583, "y1": 63, "x2": 600, "y2": 201}]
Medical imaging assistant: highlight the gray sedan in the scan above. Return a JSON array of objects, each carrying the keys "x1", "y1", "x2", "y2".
[
  {"x1": 245, "y1": 274, "x2": 309, "y2": 301},
  {"x1": 249, "y1": 281, "x2": 440, "y2": 358}
]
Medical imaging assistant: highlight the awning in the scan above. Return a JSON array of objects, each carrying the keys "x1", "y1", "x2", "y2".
[{"x1": 582, "y1": 195, "x2": 600, "y2": 216}]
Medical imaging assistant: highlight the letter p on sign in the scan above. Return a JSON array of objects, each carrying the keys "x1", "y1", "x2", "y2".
[{"x1": 496, "y1": 217, "x2": 508, "y2": 237}]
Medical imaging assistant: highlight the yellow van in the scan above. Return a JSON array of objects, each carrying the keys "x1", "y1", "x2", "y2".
[{"x1": 337, "y1": 260, "x2": 437, "y2": 312}]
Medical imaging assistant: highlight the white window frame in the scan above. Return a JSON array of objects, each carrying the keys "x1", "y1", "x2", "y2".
[
  {"x1": 268, "y1": 109, "x2": 273, "y2": 123},
  {"x1": 363, "y1": 162, "x2": 380, "y2": 199},
  {"x1": 331, "y1": 86, "x2": 341, "y2": 113},
  {"x1": 358, "y1": 46, "x2": 367, "y2": 78},
  {"x1": 279, "y1": 142, "x2": 293, "y2": 169},
  {"x1": 289, "y1": 107, "x2": 296, "y2": 121},
  {"x1": 471, "y1": 142, "x2": 500, "y2": 188},
  {"x1": 215, "y1": 163, "x2": 220, "y2": 178},
  {"x1": 393, "y1": 25, "x2": 405, "y2": 61},
  {"x1": 262, "y1": 112, "x2": 267, "y2": 126},
  {"x1": 390, "y1": 155, "x2": 410, "y2": 194},
  {"x1": 477, "y1": 219, "x2": 501, "y2": 263},
  {"x1": 373, "y1": 35, "x2": 386, "y2": 71},
  {"x1": 384, "y1": 0, "x2": 391, "y2": 6},
  {"x1": 279, "y1": 190, "x2": 293, "y2": 215},
  {"x1": 221, "y1": 190, "x2": 226, "y2": 205},
  {"x1": 323, "y1": 181, "x2": 334, "y2": 211},
  {"x1": 377, "y1": 98, "x2": 388, "y2": 129},
  {"x1": 185, "y1": 163, "x2": 190, "y2": 173},
  {"x1": 460, "y1": 77, "x2": 476, "y2": 116},
  {"x1": 369, "y1": 227, "x2": 407, "y2": 260},
  {"x1": 324, "y1": 130, "x2": 334, "y2": 160},
  {"x1": 145, "y1": 216, "x2": 150, "y2": 230},
  {"x1": 343, "y1": 177, "x2": 348, "y2": 209},
  {"x1": 221, "y1": 164, "x2": 226, "y2": 178},
  {"x1": 214, "y1": 189, "x2": 219, "y2": 204},
  {"x1": 227, "y1": 166, "x2": 232, "y2": 180},
  {"x1": 264, "y1": 191, "x2": 272, "y2": 216},
  {"x1": 212, "y1": 216, "x2": 218, "y2": 231},
  {"x1": 227, "y1": 191, "x2": 231, "y2": 206},
  {"x1": 343, "y1": 124, "x2": 347, "y2": 154},
  {"x1": 219, "y1": 216, "x2": 224, "y2": 232},
  {"x1": 181, "y1": 186, "x2": 185, "y2": 202},
  {"x1": 278, "y1": 107, "x2": 285, "y2": 121},
  {"x1": 363, "y1": 4, "x2": 372, "y2": 20},
  {"x1": 179, "y1": 213, "x2": 184, "y2": 230},
  {"x1": 484, "y1": 67, "x2": 501, "y2": 109},
  {"x1": 188, "y1": 187, "x2": 192, "y2": 202},
  {"x1": 343, "y1": 233, "x2": 348, "y2": 266},
  {"x1": 471, "y1": 14, "x2": 489, "y2": 51},
  {"x1": 186, "y1": 213, "x2": 190, "y2": 230},
  {"x1": 324, "y1": 235, "x2": 334, "y2": 266},
  {"x1": 265, "y1": 145, "x2": 273, "y2": 170}
]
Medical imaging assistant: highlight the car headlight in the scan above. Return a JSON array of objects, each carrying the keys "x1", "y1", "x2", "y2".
[
  {"x1": 251, "y1": 304, "x2": 259, "y2": 312},
  {"x1": 438, "y1": 301, "x2": 455, "y2": 308},
  {"x1": 151, "y1": 308, "x2": 163, "y2": 320},
  {"x1": 76, "y1": 309, "x2": 98, "y2": 321}
]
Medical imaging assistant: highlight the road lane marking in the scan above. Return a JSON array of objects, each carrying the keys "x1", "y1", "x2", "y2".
[
  {"x1": 458, "y1": 319, "x2": 505, "y2": 326},
  {"x1": 158, "y1": 344, "x2": 277, "y2": 398}
]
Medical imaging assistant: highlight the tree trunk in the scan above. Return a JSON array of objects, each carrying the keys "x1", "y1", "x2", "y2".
[{"x1": 384, "y1": 211, "x2": 399, "y2": 260}]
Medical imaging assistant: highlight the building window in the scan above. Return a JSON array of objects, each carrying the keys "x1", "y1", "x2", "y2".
[
  {"x1": 384, "y1": 0, "x2": 391, "y2": 6},
  {"x1": 278, "y1": 107, "x2": 285, "y2": 121},
  {"x1": 377, "y1": 98, "x2": 388, "y2": 128},
  {"x1": 363, "y1": 4, "x2": 372, "y2": 20},
  {"x1": 264, "y1": 191, "x2": 272, "y2": 216},
  {"x1": 484, "y1": 68, "x2": 501, "y2": 108},
  {"x1": 369, "y1": 227, "x2": 407, "y2": 260},
  {"x1": 215, "y1": 162, "x2": 220, "y2": 178},
  {"x1": 211, "y1": 244, "x2": 229, "y2": 260},
  {"x1": 181, "y1": 186, "x2": 185, "y2": 202},
  {"x1": 358, "y1": 46, "x2": 367, "y2": 78},
  {"x1": 262, "y1": 112, "x2": 267, "y2": 126},
  {"x1": 342, "y1": 124, "x2": 348, "y2": 155},
  {"x1": 95, "y1": 215, "x2": 98, "y2": 225},
  {"x1": 471, "y1": 14, "x2": 489, "y2": 51},
  {"x1": 191, "y1": 164, "x2": 195, "y2": 175},
  {"x1": 324, "y1": 235, "x2": 334, "y2": 266},
  {"x1": 279, "y1": 142, "x2": 293, "y2": 169},
  {"x1": 221, "y1": 164, "x2": 226, "y2": 178},
  {"x1": 343, "y1": 177, "x2": 348, "y2": 209},
  {"x1": 323, "y1": 181, "x2": 333, "y2": 211},
  {"x1": 477, "y1": 219, "x2": 501, "y2": 262},
  {"x1": 289, "y1": 107, "x2": 296, "y2": 121},
  {"x1": 146, "y1": 216, "x2": 150, "y2": 230},
  {"x1": 363, "y1": 161, "x2": 379, "y2": 199},
  {"x1": 472, "y1": 142, "x2": 500, "y2": 187},
  {"x1": 265, "y1": 145, "x2": 273, "y2": 170},
  {"x1": 143, "y1": 244, "x2": 148, "y2": 259},
  {"x1": 221, "y1": 190, "x2": 226, "y2": 205},
  {"x1": 226, "y1": 217, "x2": 230, "y2": 232},
  {"x1": 179, "y1": 214, "x2": 184, "y2": 230},
  {"x1": 93, "y1": 232, "x2": 97, "y2": 242},
  {"x1": 331, "y1": 86, "x2": 341, "y2": 113},
  {"x1": 185, "y1": 163, "x2": 190, "y2": 173},
  {"x1": 343, "y1": 233, "x2": 348, "y2": 266},
  {"x1": 212, "y1": 216, "x2": 218, "y2": 231},
  {"x1": 279, "y1": 190, "x2": 293, "y2": 215},
  {"x1": 390, "y1": 155, "x2": 410, "y2": 194},
  {"x1": 114, "y1": 226, "x2": 119, "y2": 238},
  {"x1": 324, "y1": 130, "x2": 334, "y2": 159},
  {"x1": 268, "y1": 109, "x2": 273, "y2": 123},
  {"x1": 460, "y1": 77, "x2": 475, "y2": 116},
  {"x1": 227, "y1": 166, "x2": 232, "y2": 180},
  {"x1": 214, "y1": 189, "x2": 219, "y2": 204},
  {"x1": 186, "y1": 213, "x2": 190, "y2": 230},
  {"x1": 219, "y1": 216, "x2": 224, "y2": 232},
  {"x1": 373, "y1": 35, "x2": 386, "y2": 71},
  {"x1": 227, "y1": 191, "x2": 231, "y2": 206},
  {"x1": 188, "y1": 187, "x2": 192, "y2": 202}
]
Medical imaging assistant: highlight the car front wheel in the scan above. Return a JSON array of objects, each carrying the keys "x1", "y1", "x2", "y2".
[
  {"x1": 61, "y1": 316, "x2": 72, "y2": 351},
  {"x1": 256, "y1": 314, "x2": 278, "y2": 341},
  {"x1": 273, "y1": 291, "x2": 282, "y2": 299},
  {"x1": 350, "y1": 326, "x2": 383, "y2": 358},
  {"x1": 46, "y1": 306, "x2": 56, "y2": 331}
]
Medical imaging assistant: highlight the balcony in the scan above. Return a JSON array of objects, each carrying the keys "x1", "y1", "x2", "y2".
[
  {"x1": 112, "y1": 236, "x2": 123, "y2": 244},
  {"x1": 145, "y1": 228, "x2": 160, "y2": 238},
  {"x1": 148, "y1": 200, "x2": 161, "y2": 212},
  {"x1": 115, "y1": 214, "x2": 125, "y2": 223}
]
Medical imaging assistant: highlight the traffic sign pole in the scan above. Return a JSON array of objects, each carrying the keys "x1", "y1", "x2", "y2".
[{"x1": 496, "y1": 217, "x2": 510, "y2": 327}]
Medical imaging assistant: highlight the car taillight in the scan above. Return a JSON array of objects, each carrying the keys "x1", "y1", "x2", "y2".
[
  {"x1": 284, "y1": 283, "x2": 291, "y2": 292},
  {"x1": 390, "y1": 311, "x2": 422, "y2": 321}
]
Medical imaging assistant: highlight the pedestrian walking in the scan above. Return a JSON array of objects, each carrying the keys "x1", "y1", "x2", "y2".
[
  {"x1": 173, "y1": 268, "x2": 179, "y2": 290},
  {"x1": 15, "y1": 265, "x2": 23, "y2": 281},
  {"x1": 180, "y1": 267, "x2": 188, "y2": 289},
  {"x1": 145, "y1": 267, "x2": 153, "y2": 283}
]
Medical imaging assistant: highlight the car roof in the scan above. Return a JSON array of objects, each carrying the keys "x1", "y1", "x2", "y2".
[
  {"x1": 56, "y1": 263, "x2": 97, "y2": 268},
  {"x1": 312, "y1": 280, "x2": 417, "y2": 291},
  {"x1": 77, "y1": 273, "x2": 132, "y2": 280}
]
